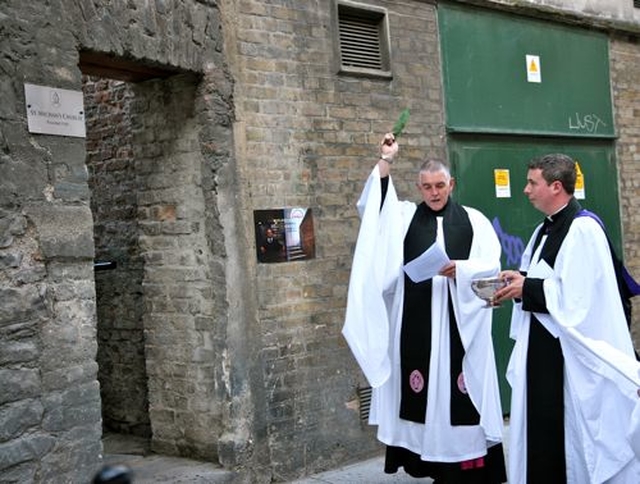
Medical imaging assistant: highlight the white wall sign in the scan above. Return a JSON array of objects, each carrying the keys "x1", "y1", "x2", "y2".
[
  {"x1": 526, "y1": 55, "x2": 541, "y2": 83},
  {"x1": 24, "y1": 83, "x2": 86, "y2": 138}
]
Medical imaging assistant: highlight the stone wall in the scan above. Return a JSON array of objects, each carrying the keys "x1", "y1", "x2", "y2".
[
  {"x1": 0, "y1": 0, "x2": 102, "y2": 479},
  {"x1": 0, "y1": 0, "x2": 244, "y2": 482}
]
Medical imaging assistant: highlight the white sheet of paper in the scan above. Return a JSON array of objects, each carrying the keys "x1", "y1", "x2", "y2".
[{"x1": 403, "y1": 243, "x2": 451, "y2": 283}]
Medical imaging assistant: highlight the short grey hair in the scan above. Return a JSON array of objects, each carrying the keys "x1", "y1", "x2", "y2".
[{"x1": 418, "y1": 159, "x2": 451, "y2": 181}]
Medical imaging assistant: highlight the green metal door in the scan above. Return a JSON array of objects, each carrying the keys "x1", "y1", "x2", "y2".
[
  {"x1": 449, "y1": 136, "x2": 621, "y2": 412},
  {"x1": 438, "y1": 2, "x2": 614, "y2": 138},
  {"x1": 438, "y1": 3, "x2": 621, "y2": 413}
]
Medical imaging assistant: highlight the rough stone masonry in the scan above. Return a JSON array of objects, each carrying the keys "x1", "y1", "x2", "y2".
[{"x1": 0, "y1": 1, "x2": 252, "y2": 482}]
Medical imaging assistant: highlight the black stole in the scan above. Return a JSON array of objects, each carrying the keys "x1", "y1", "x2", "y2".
[
  {"x1": 399, "y1": 201, "x2": 479, "y2": 425},
  {"x1": 524, "y1": 197, "x2": 581, "y2": 484}
]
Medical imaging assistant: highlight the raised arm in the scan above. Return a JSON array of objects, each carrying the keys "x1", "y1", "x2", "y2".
[{"x1": 378, "y1": 132, "x2": 398, "y2": 178}]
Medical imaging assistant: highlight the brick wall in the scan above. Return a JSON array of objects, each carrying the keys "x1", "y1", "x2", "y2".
[
  {"x1": 84, "y1": 77, "x2": 150, "y2": 437},
  {"x1": 229, "y1": 2, "x2": 640, "y2": 479},
  {"x1": 131, "y1": 76, "x2": 226, "y2": 460},
  {"x1": 229, "y1": 1, "x2": 446, "y2": 479},
  {"x1": 610, "y1": 35, "x2": 640, "y2": 344}
]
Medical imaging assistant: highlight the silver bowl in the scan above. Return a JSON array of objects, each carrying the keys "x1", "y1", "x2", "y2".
[{"x1": 471, "y1": 277, "x2": 508, "y2": 308}]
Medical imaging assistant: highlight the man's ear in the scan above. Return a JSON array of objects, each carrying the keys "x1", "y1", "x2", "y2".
[{"x1": 449, "y1": 178, "x2": 456, "y2": 190}]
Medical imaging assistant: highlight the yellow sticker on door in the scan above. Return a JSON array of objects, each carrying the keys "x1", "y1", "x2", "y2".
[
  {"x1": 526, "y1": 55, "x2": 541, "y2": 83},
  {"x1": 574, "y1": 161, "x2": 585, "y2": 199},
  {"x1": 494, "y1": 169, "x2": 511, "y2": 198}
]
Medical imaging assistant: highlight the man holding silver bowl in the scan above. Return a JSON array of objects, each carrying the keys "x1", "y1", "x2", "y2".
[
  {"x1": 493, "y1": 153, "x2": 640, "y2": 484},
  {"x1": 343, "y1": 132, "x2": 507, "y2": 483}
]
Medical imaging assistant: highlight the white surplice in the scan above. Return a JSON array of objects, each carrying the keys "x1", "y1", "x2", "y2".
[
  {"x1": 507, "y1": 215, "x2": 640, "y2": 484},
  {"x1": 343, "y1": 166, "x2": 504, "y2": 462}
]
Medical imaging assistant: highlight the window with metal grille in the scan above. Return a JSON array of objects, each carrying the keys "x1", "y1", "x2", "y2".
[{"x1": 335, "y1": 1, "x2": 391, "y2": 78}]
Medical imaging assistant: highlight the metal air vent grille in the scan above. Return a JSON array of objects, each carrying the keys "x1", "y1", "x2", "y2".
[
  {"x1": 339, "y1": 14, "x2": 383, "y2": 70},
  {"x1": 357, "y1": 386, "x2": 372, "y2": 421}
]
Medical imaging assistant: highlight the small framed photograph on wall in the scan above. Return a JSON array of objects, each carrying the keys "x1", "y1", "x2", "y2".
[{"x1": 254, "y1": 208, "x2": 315, "y2": 263}]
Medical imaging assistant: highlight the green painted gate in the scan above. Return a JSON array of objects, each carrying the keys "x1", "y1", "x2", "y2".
[{"x1": 438, "y1": 3, "x2": 621, "y2": 413}]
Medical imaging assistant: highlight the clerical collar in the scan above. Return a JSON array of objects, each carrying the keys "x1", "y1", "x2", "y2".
[
  {"x1": 546, "y1": 203, "x2": 568, "y2": 223},
  {"x1": 424, "y1": 200, "x2": 450, "y2": 216}
]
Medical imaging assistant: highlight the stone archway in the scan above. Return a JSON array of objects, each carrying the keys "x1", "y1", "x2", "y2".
[{"x1": 80, "y1": 53, "x2": 226, "y2": 460}]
